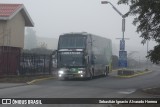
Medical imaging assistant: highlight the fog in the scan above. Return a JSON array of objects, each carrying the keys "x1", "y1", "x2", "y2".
[{"x1": 1, "y1": 0, "x2": 157, "y2": 60}]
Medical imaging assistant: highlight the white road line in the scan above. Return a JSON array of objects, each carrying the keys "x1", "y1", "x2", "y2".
[{"x1": 118, "y1": 89, "x2": 136, "y2": 94}]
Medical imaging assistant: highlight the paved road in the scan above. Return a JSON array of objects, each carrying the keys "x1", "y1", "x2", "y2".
[
  {"x1": 0, "y1": 66, "x2": 160, "y2": 98},
  {"x1": 0, "y1": 66, "x2": 160, "y2": 107}
]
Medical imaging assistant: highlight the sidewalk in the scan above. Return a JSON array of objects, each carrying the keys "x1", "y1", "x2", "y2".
[
  {"x1": 0, "y1": 77, "x2": 55, "y2": 89},
  {"x1": 0, "y1": 75, "x2": 55, "y2": 89},
  {"x1": 0, "y1": 83, "x2": 26, "y2": 89}
]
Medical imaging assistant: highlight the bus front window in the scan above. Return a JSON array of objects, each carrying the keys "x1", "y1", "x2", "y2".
[
  {"x1": 59, "y1": 52, "x2": 85, "y2": 67},
  {"x1": 59, "y1": 36, "x2": 86, "y2": 49}
]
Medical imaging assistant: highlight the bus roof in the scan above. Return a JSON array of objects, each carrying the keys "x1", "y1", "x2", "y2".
[{"x1": 60, "y1": 32, "x2": 111, "y2": 41}]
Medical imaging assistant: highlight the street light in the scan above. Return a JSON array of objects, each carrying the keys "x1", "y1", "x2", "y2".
[
  {"x1": 101, "y1": 1, "x2": 127, "y2": 40},
  {"x1": 101, "y1": 1, "x2": 124, "y2": 17},
  {"x1": 101, "y1": 1, "x2": 128, "y2": 68}
]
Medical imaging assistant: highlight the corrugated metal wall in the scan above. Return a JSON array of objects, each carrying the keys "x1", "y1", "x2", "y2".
[{"x1": 0, "y1": 46, "x2": 21, "y2": 75}]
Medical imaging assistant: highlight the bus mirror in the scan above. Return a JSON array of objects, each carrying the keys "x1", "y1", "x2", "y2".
[{"x1": 85, "y1": 56, "x2": 89, "y2": 64}]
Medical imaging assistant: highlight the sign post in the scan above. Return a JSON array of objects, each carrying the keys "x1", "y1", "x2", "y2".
[
  {"x1": 116, "y1": 38, "x2": 129, "y2": 68},
  {"x1": 119, "y1": 51, "x2": 127, "y2": 67}
]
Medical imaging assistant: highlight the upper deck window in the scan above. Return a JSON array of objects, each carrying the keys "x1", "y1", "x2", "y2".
[{"x1": 59, "y1": 35, "x2": 86, "y2": 49}]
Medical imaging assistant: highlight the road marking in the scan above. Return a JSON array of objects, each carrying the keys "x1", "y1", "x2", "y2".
[{"x1": 118, "y1": 89, "x2": 136, "y2": 94}]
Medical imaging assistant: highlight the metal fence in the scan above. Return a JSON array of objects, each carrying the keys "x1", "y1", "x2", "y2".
[{"x1": 18, "y1": 53, "x2": 53, "y2": 75}]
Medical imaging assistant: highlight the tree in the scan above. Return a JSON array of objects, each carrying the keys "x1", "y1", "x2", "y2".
[
  {"x1": 118, "y1": 0, "x2": 160, "y2": 64},
  {"x1": 22, "y1": 48, "x2": 53, "y2": 55},
  {"x1": 24, "y1": 28, "x2": 37, "y2": 49},
  {"x1": 39, "y1": 42, "x2": 47, "y2": 49},
  {"x1": 127, "y1": 51, "x2": 139, "y2": 68}
]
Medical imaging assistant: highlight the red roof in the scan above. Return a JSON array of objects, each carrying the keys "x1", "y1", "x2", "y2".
[
  {"x1": 0, "y1": 4, "x2": 34, "y2": 27},
  {"x1": 0, "y1": 4, "x2": 22, "y2": 17}
]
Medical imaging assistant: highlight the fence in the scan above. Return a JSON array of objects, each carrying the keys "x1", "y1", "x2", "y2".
[{"x1": 18, "y1": 53, "x2": 53, "y2": 75}]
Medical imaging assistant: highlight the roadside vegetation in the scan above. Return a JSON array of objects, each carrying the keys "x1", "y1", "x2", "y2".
[
  {"x1": 118, "y1": 0, "x2": 160, "y2": 96},
  {"x1": 118, "y1": 0, "x2": 160, "y2": 64}
]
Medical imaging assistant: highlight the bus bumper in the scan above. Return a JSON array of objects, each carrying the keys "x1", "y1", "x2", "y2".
[{"x1": 58, "y1": 73, "x2": 84, "y2": 79}]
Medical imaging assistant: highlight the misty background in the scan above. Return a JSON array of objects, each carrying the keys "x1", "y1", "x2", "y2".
[{"x1": 1, "y1": 0, "x2": 157, "y2": 62}]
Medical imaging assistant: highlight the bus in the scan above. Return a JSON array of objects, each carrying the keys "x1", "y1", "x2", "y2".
[{"x1": 57, "y1": 32, "x2": 112, "y2": 80}]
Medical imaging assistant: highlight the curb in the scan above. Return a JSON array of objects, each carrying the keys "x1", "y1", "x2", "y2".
[
  {"x1": 116, "y1": 71, "x2": 152, "y2": 78},
  {"x1": 112, "y1": 69, "x2": 120, "y2": 72},
  {"x1": 27, "y1": 77, "x2": 56, "y2": 85}
]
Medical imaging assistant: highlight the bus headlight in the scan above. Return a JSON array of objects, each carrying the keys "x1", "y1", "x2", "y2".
[
  {"x1": 59, "y1": 74, "x2": 62, "y2": 77},
  {"x1": 58, "y1": 70, "x2": 64, "y2": 74},
  {"x1": 78, "y1": 71, "x2": 83, "y2": 74}
]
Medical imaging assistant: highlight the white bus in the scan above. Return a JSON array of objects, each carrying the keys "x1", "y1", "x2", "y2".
[{"x1": 57, "y1": 32, "x2": 112, "y2": 80}]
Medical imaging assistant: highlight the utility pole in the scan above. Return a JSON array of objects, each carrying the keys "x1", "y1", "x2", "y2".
[
  {"x1": 101, "y1": 1, "x2": 128, "y2": 68},
  {"x1": 147, "y1": 40, "x2": 149, "y2": 69}
]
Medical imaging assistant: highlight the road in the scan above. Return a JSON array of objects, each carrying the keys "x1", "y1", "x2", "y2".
[{"x1": 0, "y1": 65, "x2": 160, "y2": 107}]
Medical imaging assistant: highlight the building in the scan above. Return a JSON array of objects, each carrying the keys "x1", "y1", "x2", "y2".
[{"x1": 0, "y1": 4, "x2": 34, "y2": 75}]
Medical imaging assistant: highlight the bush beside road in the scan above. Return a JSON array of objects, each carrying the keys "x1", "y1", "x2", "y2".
[{"x1": 114, "y1": 68, "x2": 152, "y2": 78}]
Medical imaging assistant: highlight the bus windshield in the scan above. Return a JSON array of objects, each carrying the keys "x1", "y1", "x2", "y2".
[
  {"x1": 59, "y1": 35, "x2": 86, "y2": 49},
  {"x1": 58, "y1": 52, "x2": 85, "y2": 67}
]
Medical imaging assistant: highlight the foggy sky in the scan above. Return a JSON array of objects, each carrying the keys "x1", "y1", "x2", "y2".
[{"x1": 0, "y1": 0, "x2": 157, "y2": 60}]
